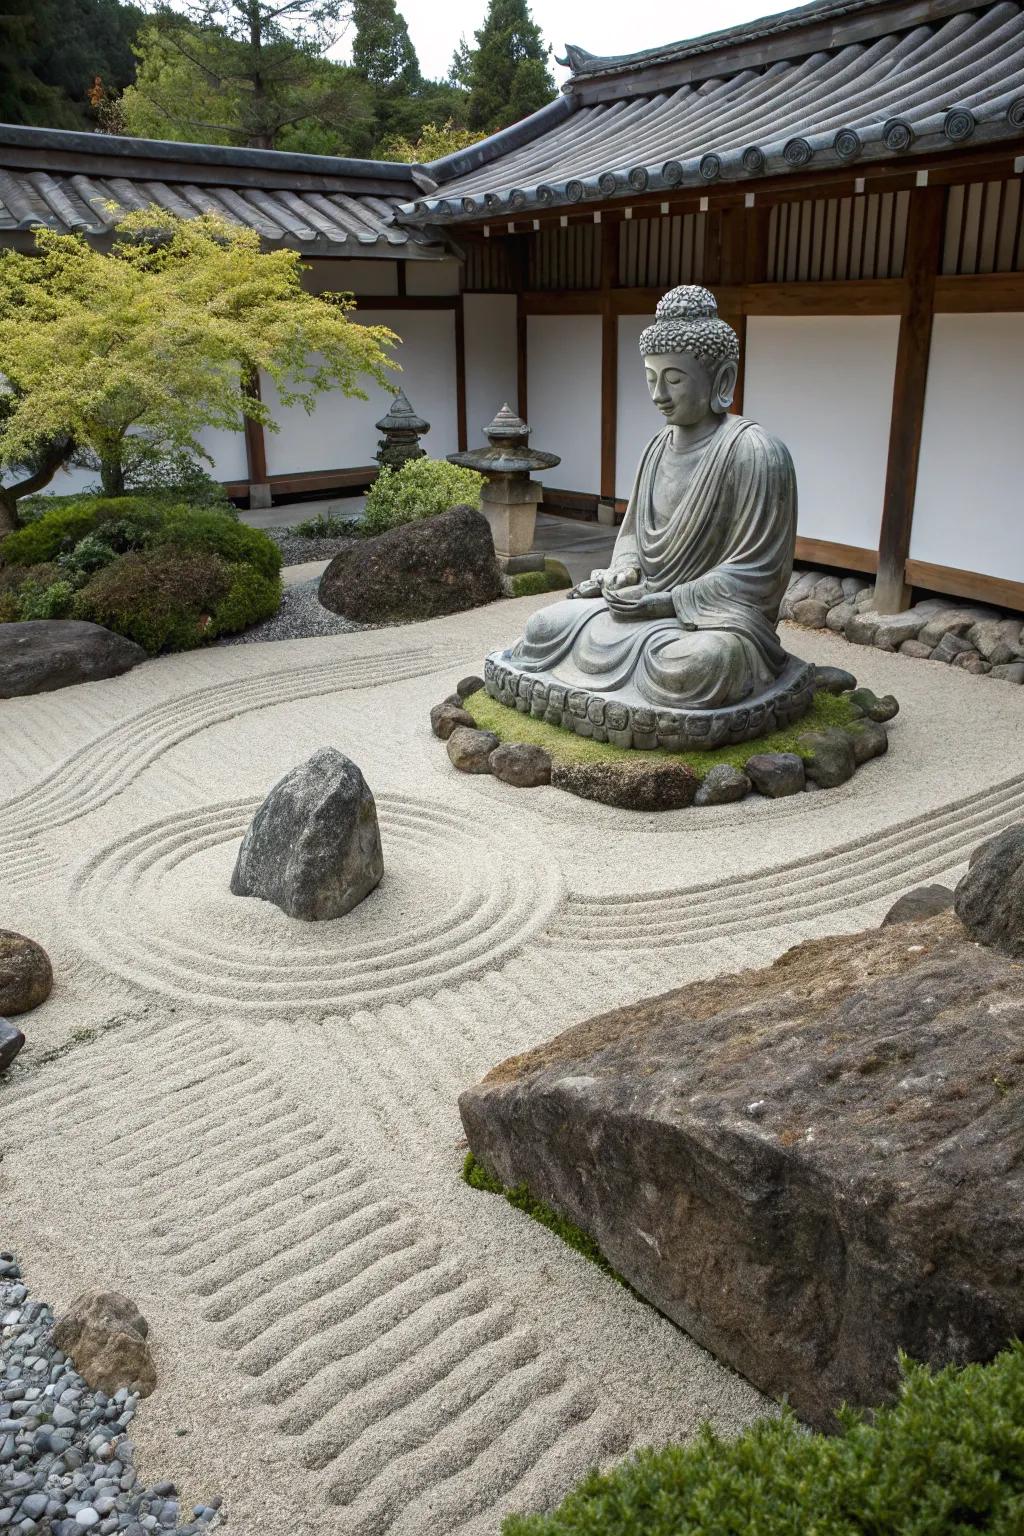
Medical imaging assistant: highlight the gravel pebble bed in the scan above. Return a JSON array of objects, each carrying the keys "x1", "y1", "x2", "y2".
[
  {"x1": 263, "y1": 528, "x2": 359, "y2": 565},
  {"x1": 217, "y1": 578, "x2": 365, "y2": 645},
  {"x1": 0, "y1": 1259, "x2": 222, "y2": 1535}
]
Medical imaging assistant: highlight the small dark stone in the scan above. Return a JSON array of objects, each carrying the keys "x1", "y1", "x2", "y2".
[
  {"x1": 694, "y1": 764, "x2": 750, "y2": 806},
  {"x1": 881, "y1": 885, "x2": 955, "y2": 926},
  {"x1": 954, "y1": 824, "x2": 1024, "y2": 957},
  {"x1": 230, "y1": 748, "x2": 383, "y2": 921},
  {"x1": 791, "y1": 598, "x2": 829, "y2": 628},
  {"x1": 812, "y1": 665, "x2": 857, "y2": 695},
  {"x1": 796, "y1": 729, "x2": 856, "y2": 789},
  {"x1": 488, "y1": 744, "x2": 552, "y2": 788},
  {"x1": 456, "y1": 675, "x2": 485, "y2": 700},
  {"x1": 430, "y1": 701, "x2": 474, "y2": 740},
  {"x1": 0, "y1": 622, "x2": 147, "y2": 699},
  {"x1": 0, "y1": 1020, "x2": 25, "y2": 1074},
  {"x1": 551, "y1": 760, "x2": 698, "y2": 811},
  {"x1": 990, "y1": 663, "x2": 1024, "y2": 684},
  {"x1": 848, "y1": 687, "x2": 899, "y2": 722},
  {"x1": 744, "y1": 752, "x2": 805, "y2": 798},
  {"x1": 318, "y1": 506, "x2": 502, "y2": 623},
  {"x1": 446, "y1": 727, "x2": 499, "y2": 774},
  {"x1": 0, "y1": 933, "x2": 53, "y2": 1018},
  {"x1": 846, "y1": 721, "x2": 889, "y2": 765}
]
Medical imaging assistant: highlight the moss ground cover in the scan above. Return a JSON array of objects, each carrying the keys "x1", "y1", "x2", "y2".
[
  {"x1": 464, "y1": 687, "x2": 859, "y2": 781},
  {"x1": 503, "y1": 1343, "x2": 1024, "y2": 1535}
]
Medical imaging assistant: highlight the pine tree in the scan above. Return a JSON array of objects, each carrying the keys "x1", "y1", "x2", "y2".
[
  {"x1": 464, "y1": 0, "x2": 554, "y2": 135},
  {"x1": 351, "y1": 0, "x2": 420, "y2": 91}
]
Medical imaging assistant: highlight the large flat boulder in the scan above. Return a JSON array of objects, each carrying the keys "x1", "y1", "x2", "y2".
[
  {"x1": 459, "y1": 912, "x2": 1024, "y2": 1429},
  {"x1": 0, "y1": 620, "x2": 146, "y2": 697},
  {"x1": 318, "y1": 506, "x2": 502, "y2": 623}
]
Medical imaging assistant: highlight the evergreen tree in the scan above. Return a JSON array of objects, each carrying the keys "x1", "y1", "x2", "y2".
[
  {"x1": 351, "y1": 0, "x2": 420, "y2": 91},
  {"x1": 463, "y1": 0, "x2": 554, "y2": 135},
  {"x1": 0, "y1": 0, "x2": 142, "y2": 129}
]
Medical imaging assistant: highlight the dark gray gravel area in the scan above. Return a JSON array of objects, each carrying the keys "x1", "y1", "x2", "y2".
[
  {"x1": 217, "y1": 579, "x2": 365, "y2": 646},
  {"x1": 263, "y1": 526, "x2": 361, "y2": 565},
  {"x1": 0, "y1": 1258, "x2": 222, "y2": 1533}
]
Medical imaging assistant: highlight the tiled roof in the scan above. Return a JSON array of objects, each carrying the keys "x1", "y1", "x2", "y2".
[
  {"x1": 401, "y1": 0, "x2": 1024, "y2": 225},
  {"x1": 0, "y1": 126, "x2": 446, "y2": 259}
]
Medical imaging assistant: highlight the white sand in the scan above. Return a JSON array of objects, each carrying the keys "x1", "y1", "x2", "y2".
[{"x1": 3, "y1": 596, "x2": 1024, "y2": 1535}]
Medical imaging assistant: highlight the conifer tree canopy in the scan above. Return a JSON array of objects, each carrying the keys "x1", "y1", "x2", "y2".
[
  {"x1": 464, "y1": 0, "x2": 555, "y2": 135},
  {"x1": 352, "y1": 0, "x2": 421, "y2": 91}
]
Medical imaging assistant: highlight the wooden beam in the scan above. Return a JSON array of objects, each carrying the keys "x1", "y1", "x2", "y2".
[
  {"x1": 396, "y1": 261, "x2": 407, "y2": 297},
  {"x1": 795, "y1": 536, "x2": 878, "y2": 574},
  {"x1": 935, "y1": 272, "x2": 1024, "y2": 312},
  {"x1": 242, "y1": 372, "x2": 270, "y2": 509},
  {"x1": 223, "y1": 465, "x2": 377, "y2": 500},
  {"x1": 353, "y1": 295, "x2": 457, "y2": 310},
  {"x1": 875, "y1": 184, "x2": 946, "y2": 614},
  {"x1": 516, "y1": 293, "x2": 528, "y2": 421},
  {"x1": 454, "y1": 294, "x2": 468, "y2": 451},
  {"x1": 904, "y1": 559, "x2": 1024, "y2": 612},
  {"x1": 743, "y1": 279, "x2": 903, "y2": 314},
  {"x1": 600, "y1": 220, "x2": 619, "y2": 503}
]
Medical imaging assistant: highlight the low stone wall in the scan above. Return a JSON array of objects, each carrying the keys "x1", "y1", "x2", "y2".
[{"x1": 781, "y1": 569, "x2": 1024, "y2": 682}]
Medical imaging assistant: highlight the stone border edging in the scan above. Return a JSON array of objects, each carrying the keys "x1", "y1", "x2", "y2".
[{"x1": 430, "y1": 669, "x2": 898, "y2": 812}]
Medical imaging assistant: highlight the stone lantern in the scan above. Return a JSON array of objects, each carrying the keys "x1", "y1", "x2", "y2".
[
  {"x1": 375, "y1": 390, "x2": 429, "y2": 472},
  {"x1": 448, "y1": 404, "x2": 560, "y2": 565}
]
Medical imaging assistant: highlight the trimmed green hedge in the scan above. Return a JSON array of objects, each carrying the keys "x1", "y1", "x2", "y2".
[
  {"x1": 0, "y1": 494, "x2": 281, "y2": 652},
  {"x1": 363, "y1": 457, "x2": 485, "y2": 532},
  {"x1": 504, "y1": 1343, "x2": 1024, "y2": 1535}
]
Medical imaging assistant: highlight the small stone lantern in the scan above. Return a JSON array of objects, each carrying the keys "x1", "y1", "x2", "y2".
[
  {"x1": 375, "y1": 390, "x2": 429, "y2": 472},
  {"x1": 448, "y1": 404, "x2": 560, "y2": 564}
]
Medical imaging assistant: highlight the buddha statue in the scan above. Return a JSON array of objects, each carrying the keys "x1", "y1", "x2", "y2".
[{"x1": 484, "y1": 285, "x2": 815, "y2": 751}]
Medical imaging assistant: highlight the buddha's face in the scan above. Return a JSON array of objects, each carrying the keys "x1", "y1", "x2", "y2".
[
  {"x1": 643, "y1": 352, "x2": 714, "y2": 426},
  {"x1": 644, "y1": 351, "x2": 736, "y2": 425}
]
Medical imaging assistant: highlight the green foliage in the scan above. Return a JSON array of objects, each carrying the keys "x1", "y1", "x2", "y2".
[
  {"x1": 71, "y1": 547, "x2": 279, "y2": 652},
  {"x1": 0, "y1": 0, "x2": 142, "y2": 131},
  {"x1": 510, "y1": 567, "x2": 572, "y2": 597},
  {"x1": 363, "y1": 457, "x2": 484, "y2": 532},
  {"x1": 291, "y1": 511, "x2": 356, "y2": 538},
  {"x1": 120, "y1": 20, "x2": 376, "y2": 155},
  {"x1": 463, "y1": 0, "x2": 555, "y2": 134},
  {"x1": 503, "y1": 1343, "x2": 1024, "y2": 1536},
  {"x1": 352, "y1": 0, "x2": 420, "y2": 90},
  {"x1": 465, "y1": 689, "x2": 860, "y2": 781},
  {"x1": 382, "y1": 119, "x2": 483, "y2": 163},
  {"x1": 463, "y1": 1155, "x2": 625, "y2": 1284},
  {"x1": 0, "y1": 210, "x2": 397, "y2": 499},
  {"x1": 0, "y1": 494, "x2": 280, "y2": 648}
]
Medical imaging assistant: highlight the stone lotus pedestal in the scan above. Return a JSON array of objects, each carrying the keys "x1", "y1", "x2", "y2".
[{"x1": 448, "y1": 405, "x2": 559, "y2": 564}]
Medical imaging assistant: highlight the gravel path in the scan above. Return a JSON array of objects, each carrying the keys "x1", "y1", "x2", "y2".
[
  {"x1": 263, "y1": 528, "x2": 358, "y2": 565},
  {"x1": 0, "y1": 1258, "x2": 222, "y2": 1534},
  {"x1": 217, "y1": 578, "x2": 365, "y2": 646}
]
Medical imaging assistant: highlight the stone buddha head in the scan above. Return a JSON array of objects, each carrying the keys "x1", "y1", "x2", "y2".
[{"x1": 639, "y1": 286, "x2": 740, "y2": 428}]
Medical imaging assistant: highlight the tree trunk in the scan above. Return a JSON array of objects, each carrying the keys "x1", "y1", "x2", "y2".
[
  {"x1": 0, "y1": 435, "x2": 74, "y2": 535},
  {"x1": 99, "y1": 454, "x2": 125, "y2": 498}
]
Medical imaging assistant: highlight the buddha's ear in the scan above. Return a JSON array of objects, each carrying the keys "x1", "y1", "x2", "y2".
[{"x1": 711, "y1": 359, "x2": 738, "y2": 414}]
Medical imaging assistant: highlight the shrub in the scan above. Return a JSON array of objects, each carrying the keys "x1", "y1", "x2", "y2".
[
  {"x1": 291, "y1": 511, "x2": 357, "y2": 539},
  {"x1": 363, "y1": 458, "x2": 485, "y2": 533},
  {"x1": 0, "y1": 497, "x2": 164, "y2": 566},
  {"x1": 71, "y1": 549, "x2": 232, "y2": 654},
  {"x1": 154, "y1": 506, "x2": 281, "y2": 580},
  {"x1": 503, "y1": 1343, "x2": 1024, "y2": 1535},
  {"x1": 208, "y1": 563, "x2": 281, "y2": 638},
  {"x1": 16, "y1": 578, "x2": 76, "y2": 620}
]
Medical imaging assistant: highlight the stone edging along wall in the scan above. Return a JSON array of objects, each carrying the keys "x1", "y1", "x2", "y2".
[{"x1": 781, "y1": 570, "x2": 1024, "y2": 682}]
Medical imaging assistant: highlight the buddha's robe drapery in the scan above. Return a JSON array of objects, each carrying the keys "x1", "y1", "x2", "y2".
[{"x1": 513, "y1": 416, "x2": 797, "y2": 710}]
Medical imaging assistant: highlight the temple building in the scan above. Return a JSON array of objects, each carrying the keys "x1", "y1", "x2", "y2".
[{"x1": 2, "y1": 0, "x2": 1024, "y2": 611}]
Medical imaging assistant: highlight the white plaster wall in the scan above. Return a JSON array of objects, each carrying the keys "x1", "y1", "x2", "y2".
[
  {"x1": 262, "y1": 308, "x2": 458, "y2": 475},
  {"x1": 406, "y1": 261, "x2": 461, "y2": 296},
  {"x1": 527, "y1": 314, "x2": 601, "y2": 495},
  {"x1": 464, "y1": 294, "x2": 517, "y2": 446},
  {"x1": 743, "y1": 315, "x2": 900, "y2": 551},
  {"x1": 11, "y1": 423, "x2": 247, "y2": 498},
  {"x1": 616, "y1": 314, "x2": 661, "y2": 501},
  {"x1": 911, "y1": 313, "x2": 1024, "y2": 583}
]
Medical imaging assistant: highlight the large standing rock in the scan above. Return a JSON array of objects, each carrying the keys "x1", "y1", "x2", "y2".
[
  {"x1": 459, "y1": 912, "x2": 1024, "y2": 1429},
  {"x1": 0, "y1": 621, "x2": 146, "y2": 698},
  {"x1": 0, "y1": 931, "x2": 53, "y2": 1016},
  {"x1": 318, "y1": 506, "x2": 502, "y2": 623},
  {"x1": 231, "y1": 748, "x2": 383, "y2": 921},
  {"x1": 52, "y1": 1290, "x2": 156, "y2": 1397},
  {"x1": 954, "y1": 824, "x2": 1024, "y2": 957}
]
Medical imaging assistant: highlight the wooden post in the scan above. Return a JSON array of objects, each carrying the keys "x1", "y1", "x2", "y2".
[
  {"x1": 600, "y1": 220, "x2": 619, "y2": 504},
  {"x1": 875, "y1": 184, "x2": 946, "y2": 613},
  {"x1": 454, "y1": 293, "x2": 468, "y2": 451},
  {"x1": 516, "y1": 293, "x2": 528, "y2": 421},
  {"x1": 242, "y1": 371, "x2": 271, "y2": 509}
]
